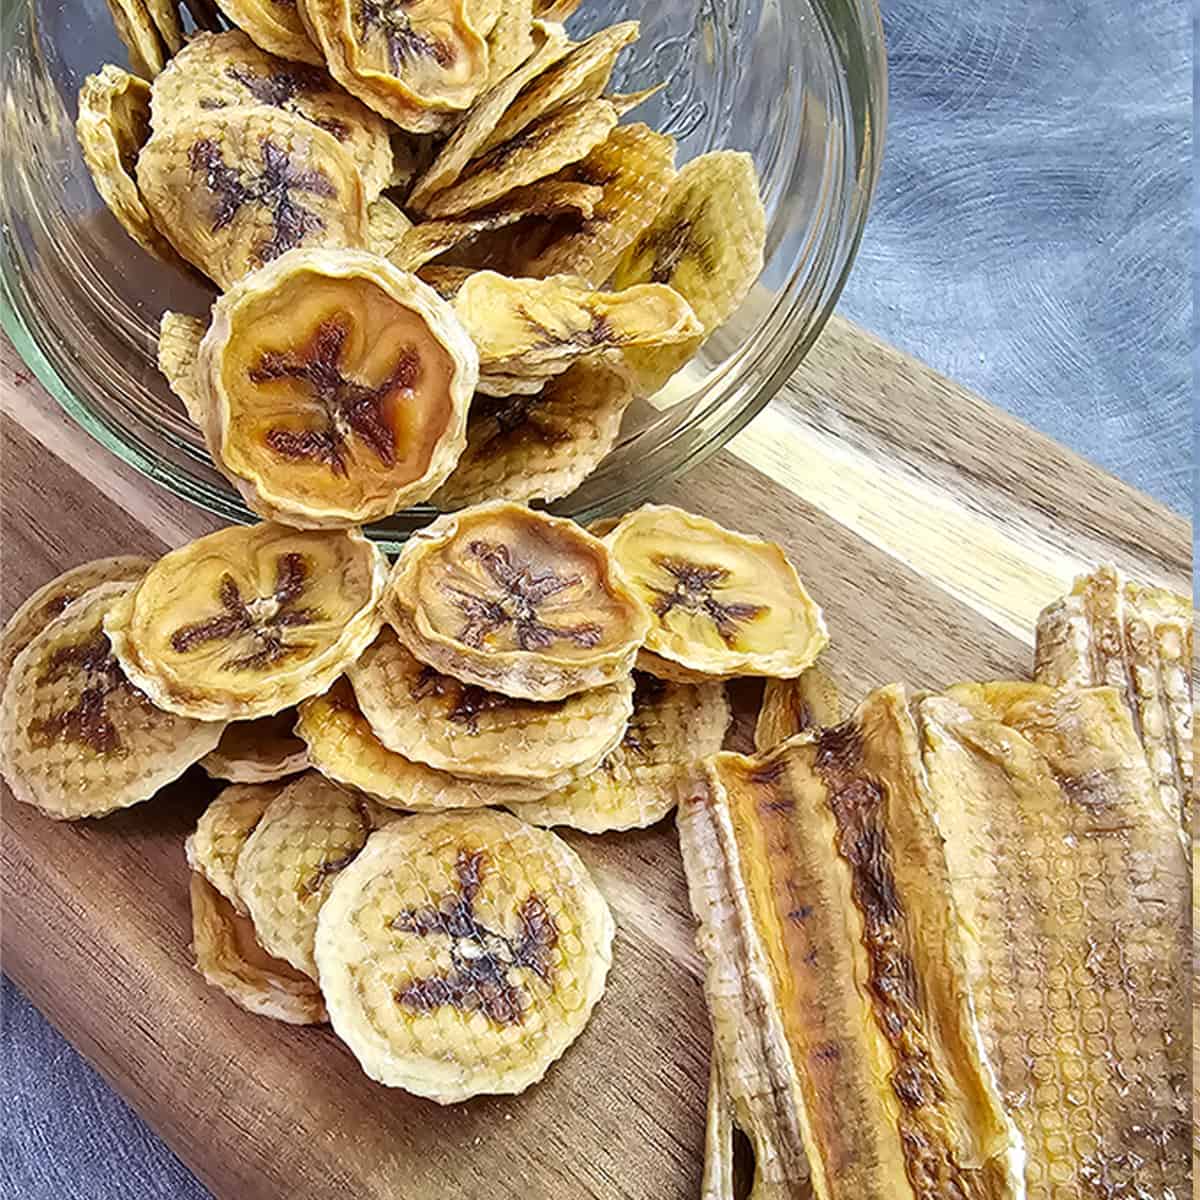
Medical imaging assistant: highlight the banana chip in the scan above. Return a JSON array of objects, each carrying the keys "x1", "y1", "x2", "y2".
[
  {"x1": 366, "y1": 195, "x2": 413, "y2": 255},
  {"x1": 434, "y1": 357, "x2": 634, "y2": 507},
  {"x1": 0, "y1": 584, "x2": 225, "y2": 821},
  {"x1": 605, "y1": 505, "x2": 827, "y2": 679},
  {"x1": 418, "y1": 264, "x2": 475, "y2": 298},
  {"x1": 235, "y1": 771, "x2": 397, "y2": 977},
  {"x1": 186, "y1": 780, "x2": 283, "y2": 908},
  {"x1": 143, "y1": 0, "x2": 184, "y2": 53},
  {"x1": 532, "y1": 0, "x2": 579, "y2": 18},
  {"x1": 158, "y1": 311, "x2": 209, "y2": 426},
  {"x1": 103, "y1": 0, "x2": 167, "y2": 79},
  {"x1": 137, "y1": 105, "x2": 368, "y2": 288},
  {"x1": 508, "y1": 672, "x2": 729, "y2": 832},
  {"x1": 480, "y1": 0, "x2": 535, "y2": 89},
  {"x1": 475, "y1": 370, "x2": 555, "y2": 396},
  {"x1": 314, "y1": 808, "x2": 614, "y2": 1101},
  {"x1": 467, "y1": 0, "x2": 502, "y2": 37},
  {"x1": 348, "y1": 625, "x2": 632, "y2": 784},
  {"x1": 197, "y1": 248, "x2": 477, "y2": 527},
  {"x1": 754, "y1": 665, "x2": 841, "y2": 751},
  {"x1": 215, "y1": 0, "x2": 323, "y2": 64},
  {"x1": 105, "y1": 523, "x2": 386, "y2": 721},
  {"x1": 200, "y1": 710, "x2": 309, "y2": 782},
  {"x1": 190, "y1": 871, "x2": 329, "y2": 1024},
  {"x1": 384, "y1": 500, "x2": 651, "y2": 699}
]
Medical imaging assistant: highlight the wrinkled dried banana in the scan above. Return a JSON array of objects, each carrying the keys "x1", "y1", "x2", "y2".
[
  {"x1": 754, "y1": 665, "x2": 841, "y2": 751},
  {"x1": 216, "y1": 0, "x2": 323, "y2": 65},
  {"x1": 199, "y1": 710, "x2": 309, "y2": 782},
  {"x1": 186, "y1": 780, "x2": 284, "y2": 909}
]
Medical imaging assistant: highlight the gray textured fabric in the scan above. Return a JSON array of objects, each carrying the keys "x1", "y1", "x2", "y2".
[{"x1": 3, "y1": 1, "x2": 1191, "y2": 1197}]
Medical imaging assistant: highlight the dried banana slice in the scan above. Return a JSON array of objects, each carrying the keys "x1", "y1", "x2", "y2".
[
  {"x1": 215, "y1": 0, "x2": 323, "y2": 65},
  {"x1": 348, "y1": 625, "x2": 633, "y2": 784},
  {"x1": 197, "y1": 248, "x2": 477, "y2": 527},
  {"x1": 0, "y1": 583, "x2": 225, "y2": 821},
  {"x1": 185, "y1": 780, "x2": 283, "y2": 908},
  {"x1": 384, "y1": 500, "x2": 651, "y2": 700},
  {"x1": 754, "y1": 665, "x2": 841, "y2": 751},
  {"x1": 480, "y1": 0, "x2": 535, "y2": 89},
  {"x1": 158, "y1": 311, "x2": 209, "y2": 426},
  {"x1": 433, "y1": 357, "x2": 634, "y2": 508},
  {"x1": 144, "y1": 0, "x2": 184, "y2": 53},
  {"x1": 1, "y1": 555, "x2": 153, "y2": 692},
  {"x1": 366, "y1": 195, "x2": 413, "y2": 255},
  {"x1": 606, "y1": 505, "x2": 827, "y2": 679},
  {"x1": 235, "y1": 771, "x2": 397, "y2": 977},
  {"x1": 531, "y1": 0, "x2": 578, "y2": 18},
  {"x1": 314, "y1": 808, "x2": 614, "y2": 1101},
  {"x1": 190, "y1": 871, "x2": 328, "y2": 1024},
  {"x1": 75, "y1": 66, "x2": 185, "y2": 267},
  {"x1": 103, "y1": 0, "x2": 167, "y2": 79},
  {"x1": 296, "y1": 677, "x2": 559, "y2": 809},
  {"x1": 200, "y1": 710, "x2": 308, "y2": 782},
  {"x1": 137, "y1": 105, "x2": 368, "y2": 289},
  {"x1": 467, "y1": 0, "x2": 501, "y2": 38},
  {"x1": 150, "y1": 31, "x2": 394, "y2": 200},
  {"x1": 677, "y1": 686, "x2": 1026, "y2": 1200},
  {"x1": 420, "y1": 98, "x2": 618, "y2": 219},
  {"x1": 508, "y1": 672, "x2": 729, "y2": 832},
  {"x1": 105, "y1": 522, "x2": 386, "y2": 721},
  {"x1": 418, "y1": 264, "x2": 474, "y2": 298}
]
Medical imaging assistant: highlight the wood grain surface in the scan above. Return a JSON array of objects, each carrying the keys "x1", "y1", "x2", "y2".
[{"x1": 0, "y1": 317, "x2": 1191, "y2": 1200}]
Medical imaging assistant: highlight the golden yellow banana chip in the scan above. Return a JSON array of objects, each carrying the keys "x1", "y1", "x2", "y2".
[
  {"x1": 105, "y1": 522, "x2": 386, "y2": 721},
  {"x1": 347, "y1": 624, "x2": 633, "y2": 784},
  {"x1": 200, "y1": 710, "x2": 309, "y2": 782},
  {"x1": 508, "y1": 672, "x2": 729, "y2": 832},
  {"x1": 314, "y1": 808, "x2": 614, "y2": 1101},
  {"x1": 137, "y1": 105, "x2": 368, "y2": 288},
  {"x1": 196, "y1": 248, "x2": 477, "y2": 527},
  {"x1": 467, "y1": 0, "x2": 501, "y2": 38},
  {"x1": 0, "y1": 583, "x2": 226, "y2": 821},
  {"x1": 532, "y1": 0, "x2": 579, "y2": 19},
  {"x1": 433, "y1": 357, "x2": 634, "y2": 507},
  {"x1": 186, "y1": 779, "x2": 284, "y2": 908},
  {"x1": 143, "y1": 0, "x2": 184, "y2": 53},
  {"x1": 480, "y1": 0, "x2": 534, "y2": 89},
  {"x1": 190, "y1": 871, "x2": 328, "y2": 1025},
  {"x1": 385, "y1": 500, "x2": 651, "y2": 699},
  {"x1": 216, "y1": 0, "x2": 323, "y2": 64},
  {"x1": 158, "y1": 311, "x2": 209, "y2": 426},
  {"x1": 366, "y1": 195, "x2": 413, "y2": 255},
  {"x1": 103, "y1": 0, "x2": 167, "y2": 79},
  {"x1": 418, "y1": 264, "x2": 475, "y2": 298},
  {"x1": 754, "y1": 665, "x2": 841, "y2": 751},
  {"x1": 235, "y1": 770, "x2": 397, "y2": 977},
  {"x1": 605, "y1": 505, "x2": 827, "y2": 678}
]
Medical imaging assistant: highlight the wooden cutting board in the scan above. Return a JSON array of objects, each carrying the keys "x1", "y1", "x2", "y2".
[{"x1": 1, "y1": 317, "x2": 1191, "y2": 1200}]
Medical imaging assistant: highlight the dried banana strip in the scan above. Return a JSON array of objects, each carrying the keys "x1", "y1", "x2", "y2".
[
  {"x1": 366, "y1": 195, "x2": 413, "y2": 255},
  {"x1": 215, "y1": 0, "x2": 323, "y2": 65},
  {"x1": 0, "y1": 583, "x2": 226, "y2": 820},
  {"x1": 314, "y1": 808, "x2": 614, "y2": 1101},
  {"x1": 143, "y1": 0, "x2": 184, "y2": 54},
  {"x1": 103, "y1": 0, "x2": 167, "y2": 79},
  {"x1": 105, "y1": 522, "x2": 386, "y2": 721},
  {"x1": 508, "y1": 672, "x2": 729, "y2": 833},
  {"x1": 199, "y1": 710, "x2": 309, "y2": 782},
  {"x1": 702, "y1": 1059, "x2": 736, "y2": 1200},
  {"x1": 920, "y1": 684, "x2": 1190, "y2": 1200},
  {"x1": 754, "y1": 666, "x2": 841, "y2": 751},
  {"x1": 384, "y1": 500, "x2": 651, "y2": 700},
  {"x1": 677, "y1": 685, "x2": 1025, "y2": 1200},
  {"x1": 186, "y1": 780, "x2": 283, "y2": 909}
]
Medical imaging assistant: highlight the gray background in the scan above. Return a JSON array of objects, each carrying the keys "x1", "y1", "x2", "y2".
[{"x1": 2, "y1": 0, "x2": 1192, "y2": 1197}]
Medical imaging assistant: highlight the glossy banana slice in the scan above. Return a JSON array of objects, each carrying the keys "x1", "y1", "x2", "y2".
[
  {"x1": 137, "y1": 105, "x2": 368, "y2": 288},
  {"x1": 384, "y1": 500, "x2": 651, "y2": 700},
  {"x1": 103, "y1": 0, "x2": 167, "y2": 79},
  {"x1": 158, "y1": 312, "x2": 209, "y2": 426},
  {"x1": 197, "y1": 248, "x2": 477, "y2": 527},
  {"x1": 150, "y1": 31, "x2": 394, "y2": 199},
  {"x1": 105, "y1": 522, "x2": 386, "y2": 721},
  {"x1": 508, "y1": 672, "x2": 729, "y2": 832},
  {"x1": 433, "y1": 357, "x2": 634, "y2": 508},
  {"x1": 200, "y1": 710, "x2": 308, "y2": 782},
  {"x1": 0, "y1": 583, "x2": 225, "y2": 820},
  {"x1": 348, "y1": 625, "x2": 633, "y2": 784},
  {"x1": 185, "y1": 780, "x2": 283, "y2": 909},
  {"x1": 315, "y1": 808, "x2": 614, "y2": 1101},
  {"x1": 235, "y1": 770, "x2": 397, "y2": 977},
  {"x1": 605, "y1": 505, "x2": 827, "y2": 679},
  {"x1": 215, "y1": 0, "x2": 322, "y2": 64},
  {"x1": 366, "y1": 196, "x2": 413, "y2": 255},
  {"x1": 754, "y1": 665, "x2": 841, "y2": 751},
  {"x1": 190, "y1": 871, "x2": 328, "y2": 1024}
]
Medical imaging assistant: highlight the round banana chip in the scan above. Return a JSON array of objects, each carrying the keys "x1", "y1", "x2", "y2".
[
  {"x1": 0, "y1": 583, "x2": 226, "y2": 821},
  {"x1": 137, "y1": 105, "x2": 368, "y2": 288},
  {"x1": 185, "y1": 779, "x2": 284, "y2": 908},
  {"x1": 433, "y1": 357, "x2": 634, "y2": 508},
  {"x1": 314, "y1": 808, "x2": 614, "y2": 1101},
  {"x1": 75, "y1": 66, "x2": 186, "y2": 267},
  {"x1": 190, "y1": 871, "x2": 329, "y2": 1024},
  {"x1": 105, "y1": 523, "x2": 386, "y2": 721},
  {"x1": 150, "y1": 31, "x2": 394, "y2": 200},
  {"x1": 296, "y1": 677, "x2": 559, "y2": 809},
  {"x1": 200, "y1": 710, "x2": 309, "y2": 782},
  {"x1": 235, "y1": 771, "x2": 398, "y2": 976},
  {"x1": 197, "y1": 248, "x2": 478, "y2": 527},
  {"x1": 158, "y1": 311, "x2": 209, "y2": 426},
  {"x1": 508, "y1": 672, "x2": 729, "y2": 832},
  {"x1": 103, "y1": 0, "x2": 167, "y2": 79},
  {"x1": 347, "y1": 624, "x2": 632, "y2": 784},
  {"x1": 384, "y1": 500, "x2": 651, "y2": 700},
  {"x1": 215, "y1": 0, "x2": 323, "y2": 64},
  {"x1": 604, "y1": 505, "x2": 828, "y2": 679}
]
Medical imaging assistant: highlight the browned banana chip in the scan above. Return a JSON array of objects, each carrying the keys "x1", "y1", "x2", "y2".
[
  {"x1": 185, "y1": 779, "x2": 284, "y2": 907},
  {"x1": 434, "y1": 357, "x2": 634, "y2": 507},
  {"x1": 150, "y1": 31, "x2": 395, "y2": 199},
  {"x1": 216, "y1": 0, "x2": 323, "y2": 64},
  {"x1": 75, "y1": 66, "x2": 186, "y2": 267},
  {"x1": 606, "y1": 505, "x2": 828, "y2": 679},
  {"x1": 418, "y1": 264, "x2": 475, "y2": 298},
  {"x1": 200, "y1": 710, "x2": 309, "y2": 782},
  {"x1": 366, "y1": 195, "x2": 413, "y2": 254},
  {"x1": 420, "y1": 98, "x2": 618, "y2": 219},
  {"x1": 190, "y1": 871, "x2": 328, "y2": 1024},
  {"x1": 105, "y1": 523, "x2": 387, "y2": 721},
  {"x1": 0, "y1": 584, "x2": 226, "y2": 821},
  {"x1": 384, "y1": 500, "x2": 651, "y2": 700},
  {"x1": 103, "y1": 0, "x2": 167, "y2": 78},
  {"x1": 481, "y1": 0, "x2": 535, "y2": 89},
  {"x1": 297, "y1": 677, "x2": 560, "y2": 809},
  {"x1": 234, "y1": 770, "x2": 397, "y2": 976},
  {"x1": 754, "y1": 665, "x2": 841, "y2": 751},
  {"x1": 137, "y1": 105, "x2": 368, "y2": 289},
  {"x1": 314, "y1": 808, "x2": 614, "y2": 1101},
  {"x1": 509, "y1": 672, "x2": 729, "y2": 832},
  {"x1": 347, "y1": 625, "x2": 633, "y2": 784},
  {"x1": 158, "y1": 311, "x2": 209, "y2": 426}
]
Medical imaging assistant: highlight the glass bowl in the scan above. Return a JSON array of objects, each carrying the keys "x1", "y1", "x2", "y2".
[{"x1": 1, "y1": 0, "x2": 885, "y2": 548}]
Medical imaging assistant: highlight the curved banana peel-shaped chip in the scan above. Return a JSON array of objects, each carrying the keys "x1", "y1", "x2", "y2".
[
  {"x1": 186, "y1": 779, "x2": 284, "y2": 909},
  {"x1": 755, "y1": 666, "x2": 841, "y2": 751},
  {"x1": 216, "y1": 0, "x2": 323, "y2": 64},
  {"x1": 158, "y1": 311, "x2": 209, "y2": 426},
  {"x1": 199, "y1": 710, "x2": 309, "y2": 782}
]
